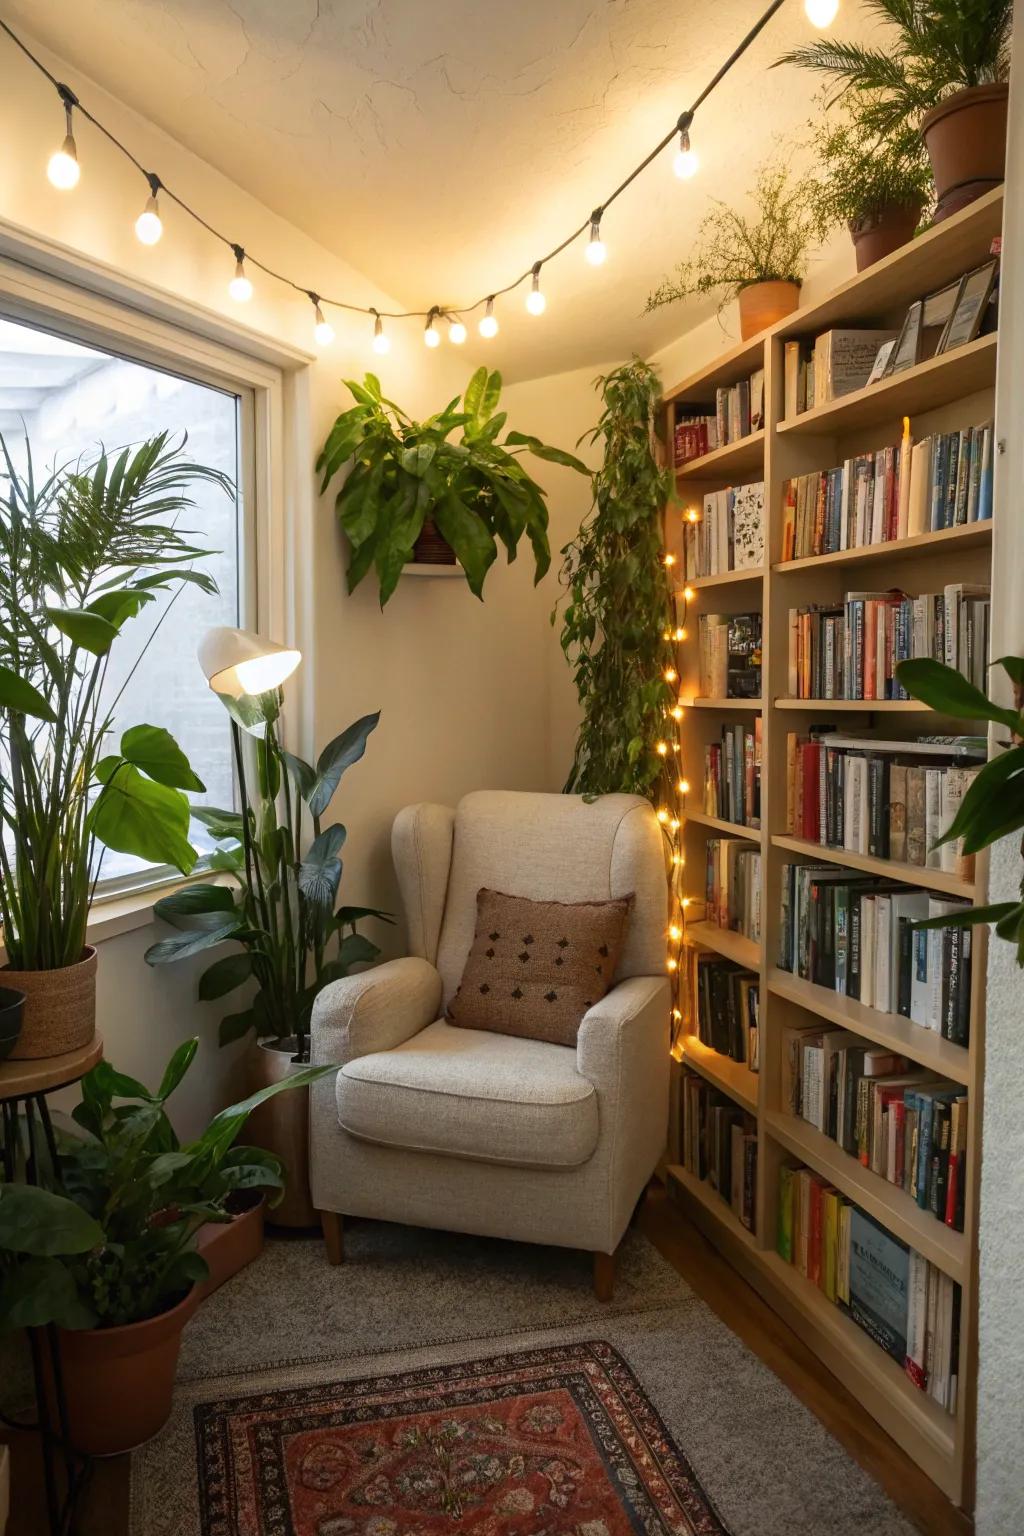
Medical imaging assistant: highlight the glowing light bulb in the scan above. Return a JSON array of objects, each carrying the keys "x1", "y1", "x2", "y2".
[
  {"x1": 673, "y1": 1007, "x2": 683, "y2": 1022},
  {"x1": 47, "y1": 129, "x2": 79, "y2": 190},
  {"x1": 664, "y1": 667, "x2": 678, "y2": 684},
  {"x1": 229, "y1": 254, "x2": 253, "y2": 302},
  {"x1": 669, "y1": 925, "x2": 682, "y2": 943},
  {"x1": 448, "y1": 317, "x2": 467, "y2": 344},
  {"x1": 670, "y1": 706, "x2": 683, "y2": 721},
  {"x1": 424, "y1": 312, "x2": 441, "y2": 348},
  {"x1": 312, "y1": 299, "x2": 335, "y2": 346},
  {"x1": 681, "y1": 896, "x2": 692, "y2": 909},
  {"x1": 371, "y1": 313, "x2": 390, "y2": 355},
  {"x1": 585, "y1": 213, "x2": 606, "y2": 266},
  {"x1": 670, "y1": 818, "x2": 680, "y2": 832},
  {"x1": 672, "y1": 853, "x2": 683, "y2": 866},
  {"x1": 671, "y1": 741, "x2": 680, "y2": 752},
  {"x1": 664, "y1": 552, "x2": 676, "y2": 567},
  {"x1": 667, "y1": 957, "x2": 678, "y2": 973},
  {"x1": 479, "y1": 297, "x2": 499, "y2": 338},
  {"x1": 676, "y1": 627, "x2": 688, "y2": 642},
  {"x1": 679, "y1": 778, "x2": 691, "y2": 796},
  {"x1": 686, "y1": 507, "x2": 700, "y2": 523},
  {"x1": 683, "y1": 586, "x2": 695, "y2": 603},
  {"x1": 135, "y1": 193, "x2": 163, "y2": 245},
  {"x1": 673, "y1": 127, "x2": 699, "y2": 180},
  {"x1": 526, "y1": 265, "x2": 546, "y2": 315},
  {"x1": 657, "y1": 808, "x2": 670, "y2": 824},
  {"x1": 805, "y1": 0, "x2": 839, "y2": 24},
  {"x1": 656, "y1": 741, "x2": 669, "y2": 757}
]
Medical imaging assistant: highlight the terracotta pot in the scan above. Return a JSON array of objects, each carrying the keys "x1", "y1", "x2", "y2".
[
  {"x1": 737, "y1": 280, "x2": 801, "y2": 341},
  {"x1": 55, "y1": 1285, "x2": 199, "y2": 1456},
  {"x1": 922, "y1": 83, "x2": 1009, "y2": 222},
  {"x1": 0, "y1": 987, "x2": 24, "y2": 1062},
  {"x1": 196, "y1": 1190, "x2": 266, "y2": 1300},
  {"x1": 4, "y1": 947, "x2": 97, "y2": 1061},
  {"x1": 849, "y1": 201, "x2": 923, "y2": 272},
  {"x1": 245, "y1": 1037, "x2": 317, "y2": 1227},
  {"x1": 411, "y1": 517, "x2": 457, "y2": 566}
]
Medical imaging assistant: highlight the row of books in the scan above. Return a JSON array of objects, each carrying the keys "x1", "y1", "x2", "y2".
[
  {"x1": 673, "y1": 368, "x2": 765, "y2": 464},
  {"x1": 683, "y1": 482, "x2": 764, "y2": 577},
  {"x1": 786, "y1": 585, "x2": 990, "y2": 700},
  {"x1": 780, "y1": 423, "x2": 994, "y2": 561},
  {"x1": 782, "y1": 1026, "x2": 967, "y2": 1231},
  {"x1": 703, "y1": 720, "x2": 762, "y2": 828},
  {"x1": 784, "y1": 328, "x2": 897, "y2": 418},
  {"x1": 698, "y1": 612, "x2": 762, "y2": 699},
  {"x1": 777, "y1": 1168, "x2": 961, "y2": 1412},
  {"x1": 704, "y1": 839, "x2": 762, "y2": 944},
  {"x1": 680, "y1": 1069, "x2": 757, "y2": 1232},
  {"x1": 778, "y1": 861, "x2": 973, "y2": 1044},
  {"x1": 785, "y1": 732, "x2": 983, "y2": 876},
  {"x1": 693, "y1": 955, "x2": 760, "y2": 1070}
]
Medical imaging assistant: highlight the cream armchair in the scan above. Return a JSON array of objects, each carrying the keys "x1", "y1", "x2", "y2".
[{"x1": 309, "y1": 790, "x2": 670, "y2": 1298}]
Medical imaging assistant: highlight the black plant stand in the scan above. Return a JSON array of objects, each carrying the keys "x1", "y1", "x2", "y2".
[{"x1": 0, "y1": 1038, "x2": 102, "y2": 1535}]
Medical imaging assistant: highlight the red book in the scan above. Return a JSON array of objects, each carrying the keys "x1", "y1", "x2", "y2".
[{"x1": 800, "y1": 742, "x2": 820, "y2": 840}]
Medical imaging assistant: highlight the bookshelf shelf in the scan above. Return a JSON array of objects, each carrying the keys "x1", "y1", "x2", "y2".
[
  {"x1": 682, "y1": 1036, "x2": 760, "y2": 1114},
  {"x1": 767, "y1": 968, "x2": 971, "y2": 1086},
  {"x1": 663, "y1": 186, "x2": 999, "y2": 1509},
  {"x1": 777, "y1": 333, "x2": 997, "y2": 439},
  {"x1": 685, "y1": 809, "x2": 761, "y2": 842},
  {"x1": 765, "y1": 1110, "x2": 968, "y2": 1284},
  {"x1": 676, "y1": 429, "x2": 765, "y2": 482},
  {"x1": 684, "y1": 920, "x2": 761, "y2": 971},
  {"x1": 774, "y1": 520, "x2": 992, "y2": 574},
  {"x1": 770, "y1": 834, "x2": 976, "y2": 899}
]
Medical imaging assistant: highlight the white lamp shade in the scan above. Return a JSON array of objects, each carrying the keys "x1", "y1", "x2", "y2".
[{"x1": 197, "y1": 626, "x2": 301, "y2": 698}]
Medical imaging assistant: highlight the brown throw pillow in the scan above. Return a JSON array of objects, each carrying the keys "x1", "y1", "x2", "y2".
[{"x1": 446, "y1": 887, "x2": 633, "y2": 1047}]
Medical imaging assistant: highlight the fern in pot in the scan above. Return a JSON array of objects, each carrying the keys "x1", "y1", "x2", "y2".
[
  {"x1": 810, "y1": 96, "x2": 934, "y2": 269},
  {"x1": 0, "y1": 433, "x2": 228, "y2": 1059}
]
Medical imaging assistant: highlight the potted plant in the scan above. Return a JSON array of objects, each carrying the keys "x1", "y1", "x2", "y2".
[
  {"x1": 0, "y1": 432, "x2": 228, "y2": 1059},
  {"x1": 316, "y1": 367, "x2": 589, "y2": 606},
  {"x1": 0, "y1": 1039, "x2": 329, "y2": 1455},
  {"x1": 778, "y1": 0, "x2": 1013, "y2": 222},
  {"x1": 0, "y1": 989, "x2": 24, "y2": 1061},
  {"x1": 809, "y1": 98, "x2": 934, "y2": 270},
  {"x1": 645, "y1": 163, "x2": 818, "y2": 339},
  {"x1": 144, "y1": 631, "x2": 389, "y2": 1225}
]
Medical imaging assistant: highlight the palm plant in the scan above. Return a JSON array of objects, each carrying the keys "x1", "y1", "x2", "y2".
[
  {"x1": 0, "y1": 433, "x2": 231, "y2": 970},
  {"x1": 809, "y1": 96, "x2": 934, "y2": 230},
  {"x1": 778, "y1": 0, "x2": 1014, "y2": 136}
]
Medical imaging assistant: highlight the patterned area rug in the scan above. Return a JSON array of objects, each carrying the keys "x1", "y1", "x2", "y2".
[{"x1": 195, "y1": 1340, "x2": 726, "y2": 1536}]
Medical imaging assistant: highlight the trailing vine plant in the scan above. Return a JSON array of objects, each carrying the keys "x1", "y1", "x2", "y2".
[{"x1": 555, "y1": 358, "x2": 690, "y2": 1035}]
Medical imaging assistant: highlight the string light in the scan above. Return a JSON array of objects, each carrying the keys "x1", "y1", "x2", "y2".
[
  {"x1": 229, "y1": 246, "x2": 253, "y2": 301},
  {"x1": 310, "y1": 294, "x2": 335, "y2": 347},
  {"x1": 669, "y1": 924, "x2": 682, "y2": 943},
  {"x1": 686, "y1": 507, "x2": 701, "y2": 524},
  {"x1": 424, "y1": 308, "x2": 441, "y2": 348},
  {"x1": 664, "y1": 553, "x2": 676, "y2": 568},
  {"x1": 479, "y1": 297, "x2": 499, "y2": 339},
  {"x1": 683, "y1": 586, "x2": 695, "y2": 603},
  {"x1": 585, "y1": 210, "x2": 607, "y2": 266},
  {"x1": 679, "y1": 778, "x2": 691, "y2": 796},
  {"x1": 656, "y1": 741, "x2": 669, "y2": 757},
  {"x1": 670, "y1": 705, "x2": 684, "y2": 721},
  {"x1": 673, "y1": 114, "x2": 699, "y2": 180},
  {"x1": 371, "y1": 311, "x2": 390, "y2": 355},
  {"x1": 448, "y1": 316, "x2": 467, "y2": 345},
  {"x1": 47, "y1": 90, "x2": 79, "y2": 189},
  {"x1": 675, "y1": 626, "x2": 687, "y2": 641},
  {"x1": 526, "y1": 263, "x2": 546, "y2": 315},
  {"x1": 657, "y1": 808, "x2": 670, "y2": 824},
  {"x1": 805, "y1": 0, "x2": 840, "y2": 24},
  {"x1": 134, "y1": 175, "x2": 163, "y2": 245},
  {"x1": 664, "y1": 667, "x2": 678, "y2": 684}
]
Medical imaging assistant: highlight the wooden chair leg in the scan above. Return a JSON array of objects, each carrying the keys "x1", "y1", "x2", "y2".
[
  {"x1": 593, "y1": 1249, "x2": 616, "y2": 1303},
  {"x1": 321, "y1": 1210, "x2": 344, "y2": 1266}
]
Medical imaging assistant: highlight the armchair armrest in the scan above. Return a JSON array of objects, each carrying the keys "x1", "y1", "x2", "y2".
[
  {"x1": 310, "y1": 956, "x2": 442, "y2": 1069},
  {"x1": 576, "y1": 975, "x2": 671, "y2": 1088}
]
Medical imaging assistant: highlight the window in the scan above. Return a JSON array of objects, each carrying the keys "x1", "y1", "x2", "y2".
[{"x1": 0, "y1": 313, "x2": 249, "y2": 893}]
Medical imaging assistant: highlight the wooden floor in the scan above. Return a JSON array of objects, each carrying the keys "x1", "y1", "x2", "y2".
[{"x1": 3, "y1": 1190, "x2": 971, "y2": 1536}]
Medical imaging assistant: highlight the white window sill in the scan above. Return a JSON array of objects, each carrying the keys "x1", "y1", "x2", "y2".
[{"x1": 86, "y1": 871, "x2": 232, "y2": 947}]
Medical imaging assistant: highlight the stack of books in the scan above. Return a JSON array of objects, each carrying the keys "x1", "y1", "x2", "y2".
[
  {"x1": 784, "y1": 328, "x2": 897, "y2": 418},
  {"x1": 780, "y1": 423, "x2": 994, "y2": 561},
  {"x1": 778, "y1": 861, "x2": 973, "y2": 1043},
  {"x1": 681, "y1": 1068, "x2": 757, "y2": 1231},
  {"x1": 777, "y1": 1171, "x2": 961, "y2": 1413},
  {"x1": 785, "y1": 733, "x2": 983, "y2": 876},
  {"x1": 781, "y1": 1026, "x2": 967, "y2": 1231},
  {"x1": 694, "y1": 954, "x2": 759, "y2": 1070},
  {"x1": 703, "y1": 720, "x2": 762, "y2": 828},
  {"x1": 684, "y1": 482, "x2": 765, "y2": 577},
  {"x1": 786, "y1": 584, "x2": 990, "y2": 699},
  {"x1": 705, "y1": 838, "x2": 762, "y2": 943},
  {"x1": 673, "y1": 368, "x2": 764, "y2": 465},
  {"x1": 698, "y1": 612, "x2": 762, "y2": 698}
]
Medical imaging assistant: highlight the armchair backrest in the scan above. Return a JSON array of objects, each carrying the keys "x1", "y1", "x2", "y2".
[{"x1": 393, "y1": 791, "x2": 667, "y2": 1007}]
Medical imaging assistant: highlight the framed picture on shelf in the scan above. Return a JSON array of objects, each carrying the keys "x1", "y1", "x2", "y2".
[
  {"x1": 938, "y1": 260, "x2": 999, "y2": 353},
  {"x1": 867, "y1": 339, "x2": 897, "y2": 385},
  {"x1": 920, "y1": 280, "x2": 961, "y2": 359},
  {"x1": 884, "y1": 301, "x2": 923, "y2": 377}
]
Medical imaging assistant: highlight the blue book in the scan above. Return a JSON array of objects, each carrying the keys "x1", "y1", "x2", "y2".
[{"x1": 844, "y1": 1206, "x2": 909, "y2": 1364}]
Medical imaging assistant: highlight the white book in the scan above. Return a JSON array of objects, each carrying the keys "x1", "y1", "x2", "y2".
[
  {"x1": 801, "y1": 1039, "x2": 825, "y2": 1130},
  {"x1": 940, "y1": 766, "x2": 979, "y2": 878},
  {"x1": 874, "y1": 895, "x2": 892, "y2": 1014},
  {"x1": 860, "y1": 896, "x2": 876, "y2": 1011},
  {"x1": 890, "y1": 891, "x2": 931, "y2": 1015},
  {"x1": 906, "y1": 1250, "x2": 929, "y2": 1390},
  {"x1": 925, "y1": 769, "x2": 944, "y2": 869},
  {"x1": 840, "y1": 458, "x2": 854, "y2": 549},
  {"x1": 907, "y1": 438, "x2": 932, "y2": 538}
]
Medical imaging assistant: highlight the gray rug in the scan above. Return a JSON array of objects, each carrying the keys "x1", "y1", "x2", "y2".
[{"x1": 132, "y1": 1219, "x2": 919, "y2": 1536}]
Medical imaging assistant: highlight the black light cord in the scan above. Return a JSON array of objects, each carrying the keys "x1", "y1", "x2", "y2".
[{"x1": 0, "y1": 1, "x2": 790, "y2": 330}]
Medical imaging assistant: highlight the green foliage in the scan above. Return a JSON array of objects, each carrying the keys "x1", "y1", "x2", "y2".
[
  {"x1": 896, "y1": 655, "x2": 1024, "y2": 963},
  {"x1": 808, "y1": 95, "x2": 935, "y2": 231},
  {"x1": 777, "y1": 0, "x2": 1014, "y2": 136},
  {"x1": 645, "y1": 162, "x2": 818, "y2": 316},
  {"x1": 0, "y1": 1041, "x2": 332, "y2": 1329},
  {"x1": 0, "y1": 431, "x2": 230, "y2": 969},
  {"x1": 316, "y1": 368, "x2": 589, "y2": 606},
  {"x1": 556, "y1": 359, "x2": 677, "y2": 799},
  {"x1": 146, "y1": 709, "x2": 392, "y2": 1060}
]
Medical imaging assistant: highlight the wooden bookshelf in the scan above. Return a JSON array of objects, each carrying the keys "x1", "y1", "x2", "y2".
[{"x1": 661, "y1": 186, "x2": 1001, "y2": 1510}]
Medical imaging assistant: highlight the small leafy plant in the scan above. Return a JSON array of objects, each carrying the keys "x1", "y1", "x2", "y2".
[
  {"x1": 645, "y1": 163, "x2": 818, "y2": 316},
  {"x1": 0, "y1": 1040, "x2": 330, "y2": 1329},
  {"x1": 809, "y1": 97, "x2": 934, "y2": 232},
  {"x1": 897, "y1": 655, "x2": 1024, "y2": 960},
  {"x1": 316, "y1": 368, "x2": 588, "y2": 606}
]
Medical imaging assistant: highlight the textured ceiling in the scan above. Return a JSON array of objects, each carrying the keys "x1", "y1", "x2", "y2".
[{"x1": 4, "y1": 0, "x2": 878, "y2": 380}]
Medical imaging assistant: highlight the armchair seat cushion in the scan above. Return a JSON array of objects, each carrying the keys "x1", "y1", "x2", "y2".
[{"x1": 335, "y1": 1020, "x2": 599, "y2": 1169}]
